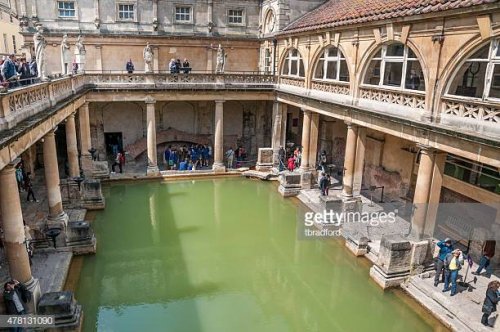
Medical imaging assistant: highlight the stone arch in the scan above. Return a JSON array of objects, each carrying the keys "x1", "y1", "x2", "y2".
[
  {"x1": 307, "y1": 44, "x2": 353, "y2": 86},
  {"x1": 162, "y1": 101, "x2": 195, "y2": 133},
  {"x1": 357, "y1": 38, "x2": 429, "y2": 92},
  {"x1": 438, "y1": 34, "x2": 500, "y2": 99},
  {"x1": 102, "y1": 102, "x2": 144, "y2": 147},
  {"x1": 278, "y1": 47, "x2": 306, "y2": 77}
]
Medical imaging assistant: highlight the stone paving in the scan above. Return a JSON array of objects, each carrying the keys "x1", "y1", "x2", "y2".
[{"x1": 296, "y1": 181, "x2": 499, "y2": 331}]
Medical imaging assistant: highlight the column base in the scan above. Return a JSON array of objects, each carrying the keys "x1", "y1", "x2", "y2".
[
  {"x1": 146, "y1": 165, "x2": 160, "y2": 176},
  {"x1": 278, "y1": 171, "x2": 302, "y2": 197},
  {"x1": 80, "y1": 154, "x2": 93, "y2": 177},
  {"x1": 81, "y1": 179, "x2": 105, "y2": 210},
  {"x1": 212, "y1": 163, "x2": 226, "y2": 173},
  {"x1": 299, "y1": 169, "x2": 313, "y2": 189},
  {"x1": 24, "y1": 277, "x2": 41, "y2": 314},
  {"x1": 47, "y1": 212, "x2": 69, "y2": 247}
]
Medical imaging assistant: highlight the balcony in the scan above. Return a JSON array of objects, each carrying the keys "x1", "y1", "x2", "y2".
[{"x1": 0, "y1": 72, "x2": 276, "y2": 131}]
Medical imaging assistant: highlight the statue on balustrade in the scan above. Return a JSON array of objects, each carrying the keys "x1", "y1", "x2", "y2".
[
  {"x1": 143, "y1": 43, "x2": 154, "y2": 73},
  {"x1": 60, "y1": 34, "x2": 71, "y2": 76},
  {"x1": 74, "y1": 35, "x2": 86, "y2": 74},
  {"x1": 215, "y1": 44, "x2": 226, "y2": 74},
  {"x1": 33, "y1": 24, "x2": 47, "y2": 81}
]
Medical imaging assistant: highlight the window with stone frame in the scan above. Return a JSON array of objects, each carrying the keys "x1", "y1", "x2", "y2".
[
  {"x1": 363, "y1": 43, "x2": 425, "y2": 91},
  {"x1": 57, "y1": 1, "x2": 76, "y2": 18},
  {"x1": 313, "y1": 47, "x2": 349, "y2": 82},
  {"x1": 264, "y1": 48, "x2": 272, "y2": 74},
  {"x1": 447, "y1": 39, "x2": 500, "y2": 100},
  {"x1": 117, "y1": 3, "x2": 135, "y2": 21},
  {"x1": 228, "y1": 9, "x2": 244, "y2": 25},
  {"x1": 281, "y1": 49, "x2": 305, "y2": 78},
  {"x1": 175, "y1": 6, "x2": 192, "y2": 23}
]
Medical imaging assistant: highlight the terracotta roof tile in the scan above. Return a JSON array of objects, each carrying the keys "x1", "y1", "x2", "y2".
[{"x1": 282, "y1": 0, "x2": 499, "y2": 34}]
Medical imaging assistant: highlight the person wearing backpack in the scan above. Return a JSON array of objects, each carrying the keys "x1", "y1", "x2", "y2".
[
  {"x1": 442, "y1": 249, "x2": 464, "y2": 296},
  {"x1": 481, "y1": 280, "x2": 499, "y2": 327}
]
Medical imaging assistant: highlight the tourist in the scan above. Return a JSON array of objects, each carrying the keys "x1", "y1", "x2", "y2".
[
  {"x1": 225, "y1": 147, "x2": 235, "y2": 169},
  {"x1": 72, "y1": 60, "x2": 78, "y2": 74},
  {"x1": 3, "y1": 279, "x2": 30, "y2": 318},
  {"x1": 319, "y1": 172, "x2": 328, "y2": 196},
  {"x1": 2, "y1": 54, "x2": 18, "y2": 88},
  {"x1": 434, "y1": 238, "x2": 454, "y2": 286},
  {"x1": 481, "y1": 280, "x2": 499, "y2": 327},
  {"x1": 111, "y1": 150, "x2": 125, "y2": 173},
  {"x1": 202, "y1": 145, "x2": 210, "y2": 167},
  {"x1": 25, "y1": 172, "x2": 38, "y2": 202},
  {"x1": 15, "y1": 164, "x2": 24, "y2": 192},
  {"x1": 325, "y1": 174, "x2": 331, "y2": 196},
  {"x1": 179, "y1": 158, "x2": 188, "y2": 171},
  {"x1": 169, "y1": 58, "x2": 177, "y2": 73},
  {"x1": 126, "y1": 59, "x2": 134, "y2": 74},
  {"x1": 182, "y1": 58, "x2": 190, "y2": 74},
  {"x1": 319, "y1": 150, "x2": 327, "y2": 173},
  {"x1": 294, "y1": 147, "x2": 301, "y2": 169},
  {"x1": 279, "y1": 146, "x2": 286, "y2": 171},
  {"x1": 443, "y1": 249, "x2": 464, "y2": 296},
  {"x1": 18, "y1": 58, "x2": 30, "y2": 86},
  {"x1": 473, "y1": 240, "x2": 496, "y2": 278},
  {"x1": 164, "y1": 146, "x2": 171, "y2": 169},
  {"x1": 29, "y1": 57, "x2": 37, "y2": 81},
  {"x1": 287, "y1": 155, "x2": 295, "y2": 172}
]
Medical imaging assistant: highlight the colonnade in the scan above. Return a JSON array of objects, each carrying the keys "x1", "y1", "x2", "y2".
[{"x1": 271, "y1": 101, "x2": 447, "y2": 240}]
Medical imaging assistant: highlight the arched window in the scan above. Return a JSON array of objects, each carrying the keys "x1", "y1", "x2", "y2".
[
  {"x1": 313, "y1": 47, "x2": 349, "y2": 82},
  {"x1": 281, "y1": 49, "x2": 305, "y2": 77},
  {"x1": 363, "y1": 43, "x2": 425, "y2": 91},
  {"x1": 448, "y1": 39, "x2": 500, "y2": 100}
]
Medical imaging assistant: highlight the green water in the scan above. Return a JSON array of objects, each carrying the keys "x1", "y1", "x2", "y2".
[{"x1": 75, "y1": 178, "x2": 441, "y2": 332}]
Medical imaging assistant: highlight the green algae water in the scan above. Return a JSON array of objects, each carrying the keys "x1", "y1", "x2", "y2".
[{"x1": 75, "y1": 178, "x2": 444, "y2": 332}]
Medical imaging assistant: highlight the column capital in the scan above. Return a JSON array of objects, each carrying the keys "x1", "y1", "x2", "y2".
[
  {"x1": 416, "y1": 144, "x2": 436, "y2": 154},
  {"x1": 145, "y1": 96, "x2": 156, "y2": 104},
  {"x1": 67, "y1": 112, "x2": 76, "y2": 119},
  {"x1": 215, "y1": 100, "x2": 225, "y2": 104},
  {"x1": 301, "y1": 108, "x2": 311, "y2": 114},
  {"x1": 345, "y1": 121, "x2": 357, "y2": 128},
  {"x1": 44, "y1": 127, "x2": 58, "y2": 139}
]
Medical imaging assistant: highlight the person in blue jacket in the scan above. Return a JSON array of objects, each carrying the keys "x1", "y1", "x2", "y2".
[{"x1": 434, "y1": 238, "x2": 454, "y2": 287}]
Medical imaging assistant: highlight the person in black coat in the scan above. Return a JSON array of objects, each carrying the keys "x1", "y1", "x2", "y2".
[
  {"x1": 3, "y1": 280, "x2": 30, "y2": 316},
  {"x1": 482, "y1": 280, "x2": 500, "y2": 327}
]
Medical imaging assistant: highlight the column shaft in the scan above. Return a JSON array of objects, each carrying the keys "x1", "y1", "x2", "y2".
[
  {"x1": 271, "y1": 101, "x2": 282, "y2": 150},
  {"x1": 65, "y1": 114, "x2": 80, "y2": 178},
  {"x1": 43, "y1": 131, "x2": 64, "y2": 219},
  {"x1": 146, "y1": 99, "x2": 159, "y2": 175},
  {"x1": 342, "y1": 123, "x2": 358, "y2": 197},
  {"x1": 280, "y1": 104, "x2": 288, "y2": 148},
  {"x1": 213, "y1": 100, "x2": 225, "y2": 171},
  {"x1": 352, "y1": 127, "x2": 366, "y2": 197},
  {"x1": 423, "y1": 152, "x2": 447, "y2": 238},
  {"x1": 308, "y1": 113, "x2": 319, "y2": 170},
  {"x1": 78, "y1": 103, "x2": 91, "y2": 156},
  {"x1": 411, "y1": 146, "x2": 436, "y2": 239},
  {"x1": 300, "y1": 110, "x2": 311, "y2": 170},
  {"x1": 0, "y1": 165, "x2": 32, "y2": 283}
]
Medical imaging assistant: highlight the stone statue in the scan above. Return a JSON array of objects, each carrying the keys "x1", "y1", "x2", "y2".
[
  {"x1": 143, "y1": 43, "x2": 154, "y2": 73},
  {"x1": 33, "y1": 24, "x2": 47, "y2": 80},
  {"x1": 60, "y1": 34, "x2": 71, "y2": 75},
  {"x1": 215, "y1": 44, "x2": 226, "y2": 73},
  {"x1": 74, "y1": 35, "x2": 86, "y2": 74}
]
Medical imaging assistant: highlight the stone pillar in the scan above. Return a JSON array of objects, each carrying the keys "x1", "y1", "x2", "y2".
[
  {"x1": 308, "y1": 113, "x2": 319, "y2": 171},
  {"x1": 212, "y1": 100, "x2": 225, "y2": 172},
  {"x1": 411, "y1": 145, "x2": 436, "y2": 240},
  {"x1": 280, "y1": 104, "x2": 288, "y2": 148},
  {"x1": 423, "y1": 152, "x2": 447, "y2": 238},
  {"x1": 271, "y1": 101, "x2": 283, "y2": 169},
  {"x1": 0, "y1": 163, "x2": 41, "y2": 312},
  {"x1": 65, "y1": 113, "x2": 80, "y2": 178},
  {"x1": 342, "y1": 122, "x2": 358, "y2": 197},
  {"x1": 300, "y1": 110, "x2": 311, "y2": 170},
  {"x1": 352, "y1": 127, "x2": 366, "y2": 197},
  {"x1": 43, "y1": 130, "x2": 68, "y2": 226},
  {"x1": 78, "y1": 102, "x2": 92, "y2": 175},
  {"x1": 146, "y1": 97, "x2": 159, "y2": 175}
]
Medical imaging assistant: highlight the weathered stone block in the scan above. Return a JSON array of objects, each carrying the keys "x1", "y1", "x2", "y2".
[
  {"x1": 256, "y1": 148, "x2": 273, "y2": 172},
  {"x1": 38, "y1": 291, "x2": 83, "y2": 331},
  {"x1": 300, "y1": 170, "x2": 312, "y2": 189},
  {"x1": 278, "y1": 171, "x2": 301, "y2": 197},
  {"x1": 81, "y1": 179, "x2": 105, "y2": 210},
  {"x1": 376, "y1": 235, "x2": 412, "y2": 275}
]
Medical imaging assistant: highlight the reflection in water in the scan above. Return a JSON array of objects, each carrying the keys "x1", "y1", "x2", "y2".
[{"x1": 75, "y1": 178, "x2": 444, "y2": 332}]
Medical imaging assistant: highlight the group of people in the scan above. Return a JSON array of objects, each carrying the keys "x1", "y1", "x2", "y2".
[
  {"x1": 14, "y1": 161, "x2": 38, "y2": 202},
  {"x1": 225, "y1": 146, "x2": 247, "y2": 169},
  {"x1": 277, "y1": 147, "x2": 302, "y2": 172},
  {"x1": 164, "y1": 145, "x2": 211, "y2": 171},
  {"x1": 0, "y1": 54, "x2": 38, "y2": 89},
  {"x1": 124, "y1": 58, "x2": 191, "y2": 74},
  {"x1": 318, "y1": 172, "x2": 332, "y2": 196},
  {"x1": 434, "y1": 237, "x2": 498, "y2": 327}
]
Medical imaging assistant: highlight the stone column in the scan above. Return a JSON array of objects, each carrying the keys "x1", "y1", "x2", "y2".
[
  {"x1": 423, "y1": 151, "x2": 447, "y2": 238},
  {"x1": 146, "y1": 97, "x2": 159, "y2": 175},
  {"x1": 65, "y1": 113, "x2": 80, "y2": 178},
  {"x1": 352, "y1": 127, "x2": 366, "y2": 197},
  {"x1": 308, "y1": 113, "x2": 320, "y2": 171},
  {"x1": 342, "y1": 122, "x2": 358, "y2": 197},
  {"x1": 271, "y1": 101, "x2": 283, "y2": 169},
  {"x1": 280, "y1": 104, "x2": 288, "y2": 148},
  {"x1": 300, "y1": 110, "x2": 311, "y2": 170},
  {"x1": 212, "y1": 100, "x2": 225, "y2": 172},
  {"x1": 411, "y1": 145, "x2": 436, "y2": 240},
  {"x1": 43, "y1": 130, "x2": 69, "y2": 226},
  {"x1": 78, "y1": 102, "x2": 92, "y2": 175},
  {"x1": 0, "y1": 163, "x2": 40, "y2": 312}
]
